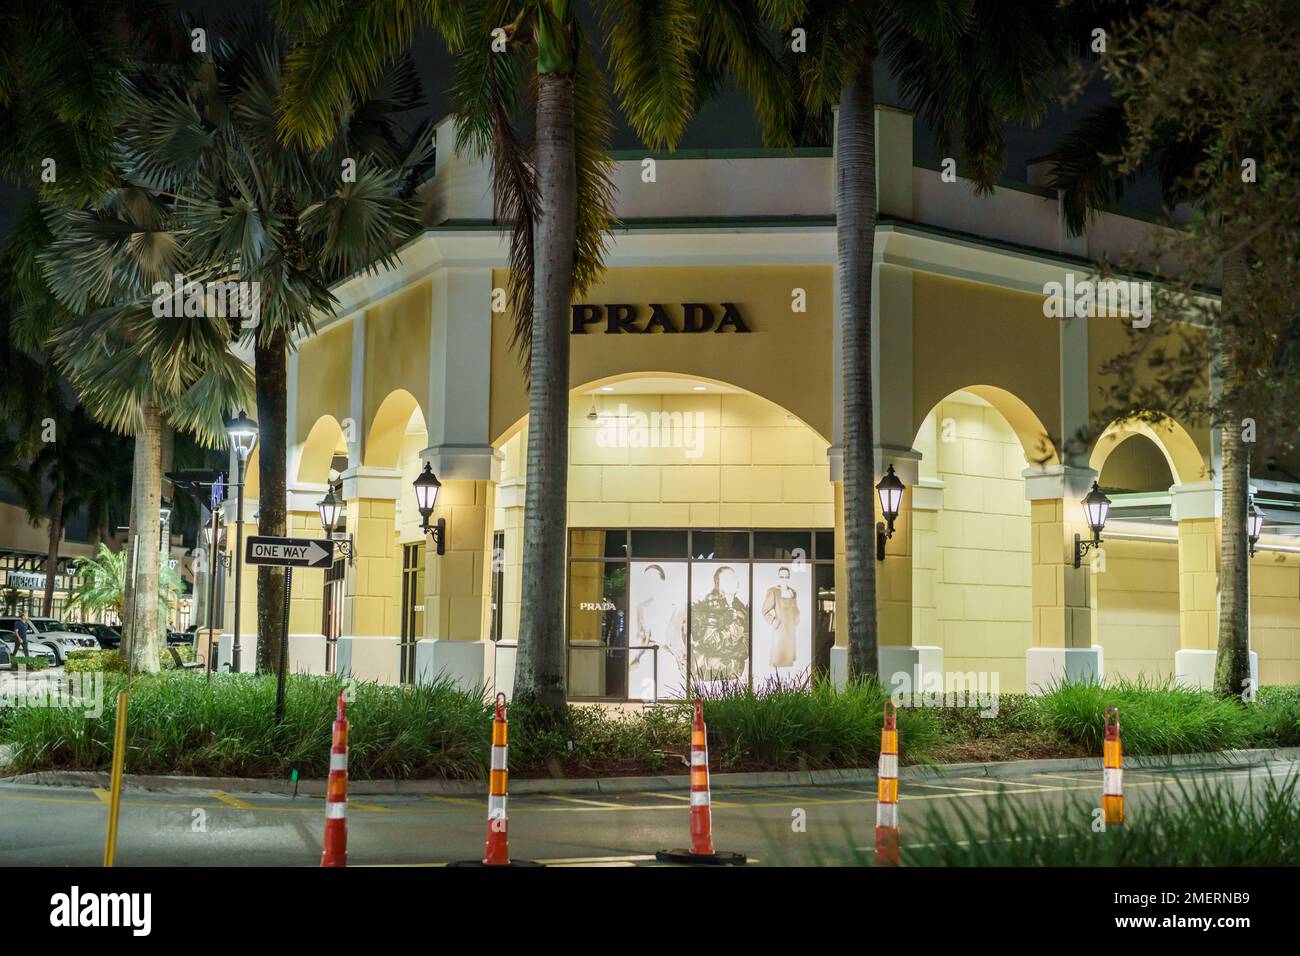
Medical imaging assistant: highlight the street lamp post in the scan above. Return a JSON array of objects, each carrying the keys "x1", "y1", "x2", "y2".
[
  {"x1": 203, "y1": 515, "x2": 225, "y2": 679},
  {"x1": 224, "y1": 411, "x2": 258, "y2": 673}
]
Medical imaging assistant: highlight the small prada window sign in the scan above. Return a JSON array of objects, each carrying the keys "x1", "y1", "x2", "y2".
[{"x1": 571, "y1": 302, "x2": 751, "y2": 334}]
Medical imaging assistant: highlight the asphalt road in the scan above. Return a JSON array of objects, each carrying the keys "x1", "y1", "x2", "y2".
[{"x1": 2, "y1": 758, "x2": 1297, "y2": 866}]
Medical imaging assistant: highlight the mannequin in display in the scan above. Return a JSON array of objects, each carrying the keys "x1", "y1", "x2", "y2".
[
  {"x1": 761, "y1": 565, "x2": 800, "y2": 668},
  {"x1": 633, "y1": 564, "x2": 686, "y2": 696},
  {"x1": 690, "y1": 565, "x2": 749, "y2": 681}
]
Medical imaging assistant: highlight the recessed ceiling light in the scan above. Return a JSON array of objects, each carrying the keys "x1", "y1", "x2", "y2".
[
  {"x1": 600, "y1": 386, "x2": 614, "y2": 392},
  {"x1": 692, "y1": 385, "x2": 707, "y2": 391}
]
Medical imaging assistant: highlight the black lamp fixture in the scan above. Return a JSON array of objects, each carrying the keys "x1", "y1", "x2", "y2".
[
  {"x1": 413, "y1": 462, "x2": 446, "y2": 555},
  {"x1": 1248, "y1": 497, "x2": 1264, "y2": 557},
  {"x1": 875, "y1": 464, "x2": 905, "y2": 561},
  {"x1": 316, "y1": 488, "x2": 354, "y2": 565},
  {"x1": 224, "y1": 410, "x2": 259, "y2": 461},
  {"x1": 1073, "y1": 481, "x2": 1112, "y2": 568}
]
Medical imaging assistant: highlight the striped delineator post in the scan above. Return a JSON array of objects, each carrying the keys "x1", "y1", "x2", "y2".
[
  {"x1": 655, "y1": 699, "x2": 746, "y2": 865},
  {"x1": 449, "y1": 693, "x2": 540, "y2": 867},
  {"x1": 875, "y1": 700, "x2": 900, "y2": 866},
  {"x1": 1103, "y1": 706, "x2": 1124, "y2": 826},
  {"x1": 483, "y1": 692, "x2": 511, "y2": 865},
  {"x1": 320, "y1": 692, "x2": 349, "y2": 867}
]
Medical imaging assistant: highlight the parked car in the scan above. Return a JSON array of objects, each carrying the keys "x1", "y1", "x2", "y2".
[
  {"x1": 63, "y1": 621, "x2": 122, "y2": 650},
  {"x1": 0, "y1": 617, "x2": 98, "y2": 664},
  {"x1": 0, "y1": 628, "x2": 60, "y2": 667}
]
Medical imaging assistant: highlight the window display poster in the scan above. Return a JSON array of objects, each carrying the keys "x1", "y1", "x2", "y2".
[
  {"x1": 629, "y1": 562, "x2": 688, "y2": 700},
  {"x1": 689, "y1": 562, "x2": 750, "y2": 688},
  {"x1": 750, "y1": 563, "x2": 812, "y2": 687}
]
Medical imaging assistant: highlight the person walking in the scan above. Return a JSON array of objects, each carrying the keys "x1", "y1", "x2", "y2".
[{"x1": 14, "y1": 611, "x2": 34, "y2": 657}]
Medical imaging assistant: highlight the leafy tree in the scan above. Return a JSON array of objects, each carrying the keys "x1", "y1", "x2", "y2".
[
  {"x1": 116, "y1": 14, "x2": 431, "y2": 671},
  {"x1": 1049, "y1": 0, "x2": 1300, "y2": 699},
  {"x1": 66, "y1": 542, "x2": 181, "y2": 631}
]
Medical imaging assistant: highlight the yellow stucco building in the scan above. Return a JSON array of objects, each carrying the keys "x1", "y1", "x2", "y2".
[{"x1": 215, "y1": 108, "x2": 1300, "y2": 698}]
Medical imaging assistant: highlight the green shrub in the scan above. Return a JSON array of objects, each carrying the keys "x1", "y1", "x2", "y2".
[
  {"x1": 696, "y1": 675, "x2": 942, "y2": 769},
  {"x1": 65, "y1": 650, "x2": 126, "y2": 673},
  {"x1": 65, "y1": 645, "x2": 193, "y2": 673},
  {"x1": 1036, "y1": 678, "x2": 1257, "y2": 756},
  {"x1": 9, "y1": 655, "x2": 49, "y2": 672}
]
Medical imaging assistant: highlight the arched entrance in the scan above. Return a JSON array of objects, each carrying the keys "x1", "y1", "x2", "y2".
[
  {"x1": 492, "y1": 373, "x2": 837, "y2": 701},
  {"x1": 912, "y1": 388, "x2": 1042, "y2": 692}
]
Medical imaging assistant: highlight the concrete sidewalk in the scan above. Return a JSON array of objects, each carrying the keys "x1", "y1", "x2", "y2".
[{"x1": 7, "y1": 746, "x2": 1298, "y2": 798}]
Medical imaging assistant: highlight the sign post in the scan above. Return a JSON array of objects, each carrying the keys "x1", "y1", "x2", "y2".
[{"x1": 244, "y1": 536, "x2": 335, "y2": 721}]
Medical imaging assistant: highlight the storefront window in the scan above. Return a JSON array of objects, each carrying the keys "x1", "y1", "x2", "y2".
[{"x1": 567, "y1": 529, "x2": 835, "y2": 701}]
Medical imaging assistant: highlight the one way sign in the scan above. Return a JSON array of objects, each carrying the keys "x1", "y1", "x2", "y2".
[{"x1": 244, "y1": 536, "x2": 335, "y2": 568}]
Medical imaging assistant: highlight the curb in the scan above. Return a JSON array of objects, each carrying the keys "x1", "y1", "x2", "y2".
[{"x1": 5, "y1": 747, "x2": 1297, "y2": 797}]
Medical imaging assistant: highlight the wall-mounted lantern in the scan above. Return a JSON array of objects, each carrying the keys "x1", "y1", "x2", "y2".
[
  {"x1": 1248, "y1": 498, "x2": 1264, "y2": 557},
  {"x1": 316, "y1": 488, "x2": 354, "y2": 566},
  {"x1": 413, "y1": 462, "x2": 446, "y2": 556},
  {"x1": 875, "y1": 464, "x2": 905, "y2": 561},
  {"x1": 1073, "y1": 481, "x2": 1112, "y2": 568}
]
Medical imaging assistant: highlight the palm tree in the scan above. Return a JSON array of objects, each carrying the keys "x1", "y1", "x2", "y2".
[
  {"x1": 2, "y1": 236, "x2": 133, "y2": 614},
  {"x1": 762, "y1": 0, "x2": 1072, "y2": 680},
  {"x1": 0, "y1": 0, "x2": 189, "y2": 207},
  {"x1": 116, "y1": 14, "x2": 430, "y2": 672},
  {"x1": 278, "y1": 0, "x2": 791, "y2": 713},
  {"x1": 66, "y1": 542, "x2": 182, "y2": 628},
  {"x1": 26, "y1": 180, "x2": 254, "y2": 675}
]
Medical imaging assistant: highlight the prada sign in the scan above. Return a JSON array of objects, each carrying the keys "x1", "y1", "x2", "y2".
[{"x1": 571, "y1": 302, "x2": 751, "y2": 334}]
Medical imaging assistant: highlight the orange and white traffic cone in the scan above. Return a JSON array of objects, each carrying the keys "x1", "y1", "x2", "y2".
[
  {"x1": 656, "y1": 699, "x2": 746, "y2": 865},
  {"x1": 1103, "y1": 706, "x2": 1124, "y2": 827},
  {"x1": 875, "y1": 699, "x2": 900, "y2": 866},
  {"x1": 320, "y1": 692, "x2": 349, "y2": 867},
  {"x1": 449, "y1": 693, "x2": 540, "y2": 867}
]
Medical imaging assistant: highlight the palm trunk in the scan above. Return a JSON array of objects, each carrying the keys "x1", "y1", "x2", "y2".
[
  {"x1": 1213, "y1": 243, "x2": 1251, "y2": 699},
  {"x1": 255, "y1": 328, "x2": 288, "y2": 674},
  {"x1": 42, "y1": 478, "x2": 63, "y2": 617},
  {"x1": 514, "y1": 71, "x2": 577, "y2": 713},
  {"x1": 127, "y1": 399, "x2": 164, "y2": 674},
  {"x1": 120, "y1": 474, "x2": 137, "y2": 654},
  {"x1": 838, "y1": 56, "x2": 880, "y2": 681}
]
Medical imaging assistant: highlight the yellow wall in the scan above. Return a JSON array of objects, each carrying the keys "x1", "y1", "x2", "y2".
[
  {"x1": 1252, "y1": 551, "x2": 1300, "y2": 685},
  {"x1": 295, "y1": 322, "x2": 352, "y2": 438},
  {"x1": 489, "y1": 266, "x2": 835, "y2": 446},
  {"x1": 564, "y1": 390, "x2": 834, "y2": 529},
  {"x1": 912, "y1": 274, "x2": 1059, "y2": 454},
  {"x1": 1094, "y1": 539, "x2": 1179, "y2": 681},
  {"x1": 924, "y1": 393, "x2": 1033, "y2": 691},
  {"x1": 363, "y1": 282, "x2": 431, "y2": 439}
]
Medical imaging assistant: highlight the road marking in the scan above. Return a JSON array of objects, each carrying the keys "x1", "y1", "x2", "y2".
[
  {"x1": 92, "y1": 788, "x2": 112, "y2": 804},
  {"x1": 210, "y1": 790, "x2": 256, "y2": 810},
  {"x1": 906, "y1": 780, "x2": 991, "y2": 794},
  {"x1": 545, "y1": 794, "x2": 623, "y2": 809},
  {"x1": 421, "y1": 794, "x2": 484, "y2": 809},
  {"x1": 349, "y1": 800, "x2": 398, "y2": 813},
  {"x1": 640, "y1": 791, "x2": 692, "y2": 802}
]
